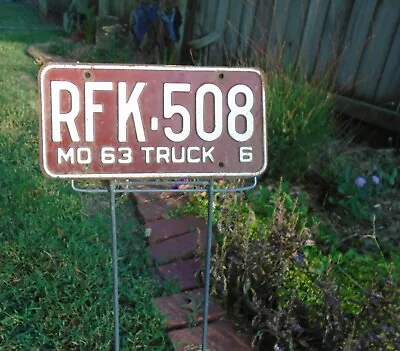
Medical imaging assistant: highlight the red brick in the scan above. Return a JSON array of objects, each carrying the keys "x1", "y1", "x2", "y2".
[
  {"x1": 150, "y1": 229, "x2": 213, "y2": 265},
  {"x1": 154, "y1": 289, "x2": 225, "y2": 330},
  {"x1": 158, "y1": 259, "x2": 201, "y2": 291},
  {"x1": 134, "y1": 190, "x2": 180, "y2": 204},
  {"x1": 146, "y1": 216, "x2": 206, "y2": 245},
  {"x1": 168, "y1": 320, "x2": 252, "y2": 351},
  {"x1": 136, "y1": 196, "x2": 187, "y2": 223}
]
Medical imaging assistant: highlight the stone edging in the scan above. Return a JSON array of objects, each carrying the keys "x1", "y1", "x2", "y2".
[{"x1": 26, "y1": 42, "x2": 70, "y2": 65}]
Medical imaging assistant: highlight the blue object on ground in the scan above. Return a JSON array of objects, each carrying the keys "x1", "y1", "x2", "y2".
[
  {"x1": 161, "y1": 7, "x2": 182, "y2": 42},
  {"x1": 131, "y1": 3, "x2": 160, "y2": 42}
]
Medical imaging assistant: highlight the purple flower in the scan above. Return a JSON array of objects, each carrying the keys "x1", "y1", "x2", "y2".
[
  {"x1": 171, "y1": 185, "x2": 179, "y2": 190},
  {"x1": 371, "y1": 175, "x2": 380, "y2": 185},
  {"x1": 354, "y1": 176, "x2": 367, "y2": 188},
  {"x1": 294, "y1": 251, "x2": 304, "y2": 265},
  {"x1": 180, "y1": 178, "x2": 189, "y2": 183}
]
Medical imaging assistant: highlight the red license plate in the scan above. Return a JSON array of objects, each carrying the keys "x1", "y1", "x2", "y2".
[{"x1": 39, "y1": 63, "x2": 267, "y2": 179}]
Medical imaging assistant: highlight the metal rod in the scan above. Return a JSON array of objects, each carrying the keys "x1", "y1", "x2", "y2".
[
  {"x1": 71, "y1": 177, "x2": 257, "y2": 194},
  {"x1": 202, "y1": 180, "x2": 214, "y2": 351},
  {"x1": 109, "y1": 181, "x2": 120, "y2": 351},
  {"x1": 69, "y1": 177, "x2": 258, "y2": 351},
  {"x1": 120, "y1": 180, "x2": 209, "y2": 186}
]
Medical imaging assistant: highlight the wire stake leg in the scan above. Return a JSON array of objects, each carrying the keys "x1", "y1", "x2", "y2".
[
  {"x1": 202, "y1": 179, "x2": 214, "y2": 351},
  {"x1": 110, "y1": 181, "x2": 120, "y2": 351}
]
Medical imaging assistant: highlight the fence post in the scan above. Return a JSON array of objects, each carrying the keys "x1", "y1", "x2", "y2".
[{"x1": 99, "y1": 0, "x2": 110, "y2": 16}]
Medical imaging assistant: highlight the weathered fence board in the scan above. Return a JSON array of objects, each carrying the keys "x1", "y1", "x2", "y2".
[
  {"x1": 215, "y1": 0, "x2": 229, "y2": 34},
  {"x1": 314, "y1": 0, "x2": 353, "y2": 78},
  {"x1": 247, "y1": 0, "x2": 274, "y2": 61},
  {"x1": 98, "y1": 0, "x2": 109, "y2": 16},
  {"x1": 267, "y1": 0, "x2": 291, "y2": 59},
  {"x1": 100, "y1": 0, "x2": 135, "y2": 22},
  {"x1": 297, "y1": 0, "x2": 331, "y2": 77},
  {"x1": 224, "y1": 0, "x2": 245, "y2": 56},
  {"x1": 335, "y1": 0, "x2": 377, "y2": 93},
  {"x1": 214, "y1": 0, "x2": 230, "y2": 65},
  {"x1": 281, "y1": 0, "x2": 310, "y2": 69},
  {"x1": 355, "y1": 3, "x2": 400, "y2": 100},
  {"x1": 375, "y1": 21, "x2": 400, "y2": 104},
  {"x1": 194, "y1": 0, "x2": 205, "y2": 38},
  {"x1": 238, "y1": 0, "x2": 257, "y2": 58},
  {"x1": 203, "y1": 0, "x2": 216, "y2": 34}
]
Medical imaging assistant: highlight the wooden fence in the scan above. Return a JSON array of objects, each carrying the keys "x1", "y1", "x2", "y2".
[
  {"x1": 37, "y1": 0, "x2": 400, "y2": 111},
  {"x1": 32, "y1": 0, "x2": 70, "y2": 16},
  {"x1": 98, "y1": 0, "x2": 183, "y2": 25},
  {"x1": 98, "y1": 0, "x2": 144, "y2": 22},
  {"x1": 187, "y1": 0, "x2": 400, "y2": 109}
]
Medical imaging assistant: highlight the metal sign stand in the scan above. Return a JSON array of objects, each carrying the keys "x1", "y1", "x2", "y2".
[
  {"x1": 109, "y1": 181, "x2": 120, "y2": 351},
  {"x1": 72, "y1": 178, "x2": 257, "y2": 351}
]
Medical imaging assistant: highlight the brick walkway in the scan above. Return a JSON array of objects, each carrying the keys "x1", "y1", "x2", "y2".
[{"x1": 133, "y1": 190, "x2": 252, "y2": 350}]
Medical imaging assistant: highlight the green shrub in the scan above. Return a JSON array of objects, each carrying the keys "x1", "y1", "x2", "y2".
[
  {"x1": 232, "y1": 54, "x2": 336, "y2": 181},
  {"x1": 249, "y1": 181, "x2": 311, "y2": 230},
  {"x1": 265, "y1": 71, "x2": 335, "y2": 181},
  {"x1": 323, "y1": 149, "x2": 399, "y2": 223},
  {"x1": 205, "y1": 183, "x2": 400, "y2": 350}
]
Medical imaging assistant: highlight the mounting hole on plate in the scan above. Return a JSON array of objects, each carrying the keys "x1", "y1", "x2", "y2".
[
  {"x1": 219, "y1": 73, "x2": 224, "y2": 79},
  {"x1": 84, "y1": 71, "x2": 91, "y2": 78},
  {"x1": 218, "y1": 162, "x2": 224, "y2": 168}
]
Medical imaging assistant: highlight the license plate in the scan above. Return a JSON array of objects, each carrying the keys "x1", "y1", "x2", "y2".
[{"x1": 39, "y1": 63, "x2": 267, "y2": 179}]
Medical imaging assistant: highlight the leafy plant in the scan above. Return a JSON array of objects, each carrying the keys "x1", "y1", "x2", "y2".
[
  {"x1": 179, "y1": 180, "x2": 400, "y2": 350},
  {"x1": 323, "y1": 148, "x2": 399, "y2": 223},
  {"x1": 230, "y1": 52, "x2": 336, "y2": 182},
  {"x1": 182, "y1": 293, "x2": 204, "y2": 327},
  {"x1": 327, "y1": 165, "x2": 379, "y2": 220},
  {"x1": 63, "y1": 0, "x2": 97, "y2": 43},
  {"x1": 162, "y1": 47, "x2": 175, "y2": 65},
  {"x1": 265, "y1": 71, "x2": 335, "y2": 181}
]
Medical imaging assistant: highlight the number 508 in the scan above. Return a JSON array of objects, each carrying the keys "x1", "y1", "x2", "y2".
[{"x1": 163, "y1": 83, "x2": 255, "y2": 143}]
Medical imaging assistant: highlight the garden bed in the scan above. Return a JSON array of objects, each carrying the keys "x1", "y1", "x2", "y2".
[{"x1": 169, "y1": 70, "x2": 400, "y2": 350}]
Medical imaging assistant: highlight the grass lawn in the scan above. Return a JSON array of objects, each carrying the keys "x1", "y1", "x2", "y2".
[{"x1": 0, "y1": 3, "x2": 171, "y2": 350}]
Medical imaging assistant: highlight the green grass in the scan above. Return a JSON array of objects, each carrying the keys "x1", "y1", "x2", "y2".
[
  {"x1": 229, "y1": 54, "x2": 336, "y2": 181},
  {"x1": 0, "y1": 3, "x2": 171, "y2": 350},
  {"x1": 265, "y1": 71, "x2": 335, "y2": 180}
]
